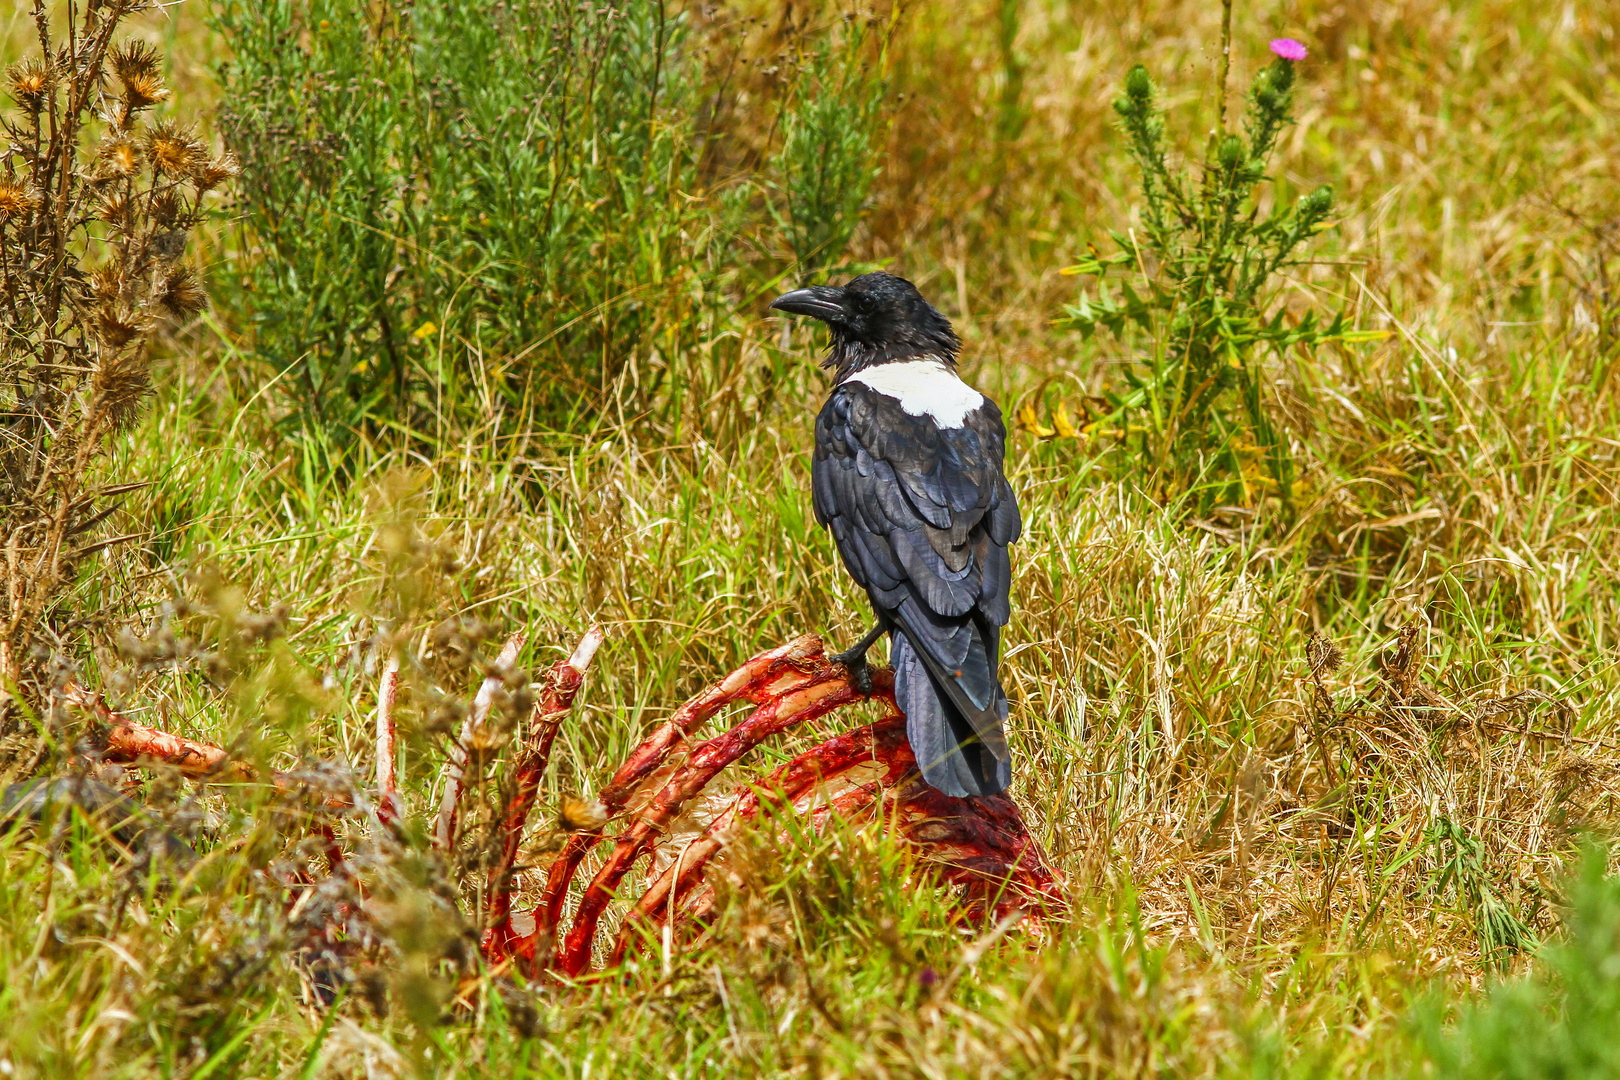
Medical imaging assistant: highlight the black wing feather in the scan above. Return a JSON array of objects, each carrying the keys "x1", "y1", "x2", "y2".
[{"x1": 892, "y1": 530, "x2": 977, "y2": 616}]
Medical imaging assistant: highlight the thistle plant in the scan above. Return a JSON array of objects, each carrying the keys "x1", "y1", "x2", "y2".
[
  {"x1": 0, "y1": 1, "x2": 233, "y2": 715},
  {"x1": 1049, "y1": 39, "x2": 1379, "y2": 506}
]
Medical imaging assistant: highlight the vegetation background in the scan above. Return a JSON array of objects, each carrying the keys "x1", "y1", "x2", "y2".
[{"x1": 3, "y1": 0, "x2": 1620, "y2": 1076}]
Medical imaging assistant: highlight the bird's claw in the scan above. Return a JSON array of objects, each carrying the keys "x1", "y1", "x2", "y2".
[{"x1": 831, "y1": 649, "x2": 873, "y2": 696}]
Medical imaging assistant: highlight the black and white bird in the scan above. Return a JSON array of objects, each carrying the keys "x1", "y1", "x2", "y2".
[{"x1": 770, "y1": 272, "x2": 1022, "y2": 799}]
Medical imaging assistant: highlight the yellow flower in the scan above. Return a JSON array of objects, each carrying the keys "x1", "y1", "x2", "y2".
[
  {"x1": 1052, "y1": 400, "x2": 1079, "y2": 438},
  {"x1": 1016, "y1": 402, "x2": 1053, "y2": 438}
]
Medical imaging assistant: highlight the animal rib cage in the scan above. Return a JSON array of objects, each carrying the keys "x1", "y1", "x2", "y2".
[{"x1": 54, "y1": 631, "x2": 1064, "y2": 976}]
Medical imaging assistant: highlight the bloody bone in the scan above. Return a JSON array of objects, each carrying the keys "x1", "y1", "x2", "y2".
[
  {"x1": 610, "y1": 715, "x2": 908, "y2": 966},
  {"x1": 481, "y1": 627, "x2": 605, "y2": 959},
  {"x1": 480, "y1": 636, "x2": 1061, "y2": 975},
  {"x1": 63, "y1": 685, "x2": 351, "y2": 811},
  {"x1": 103, "y1": 717, "x2": 247, "y2": 779},
  {"x1": 599, "y1": 636, "x2": 829, "y2": 805},
  {"x1": 435, "y1": 630, "x2": 529, "y2": 851},
  {"x1": 374, "y1": 653, "x2": 401, "y2": 826},
  {"x1": 886, "y1": 780, "x2": 1062, "y2": 913},
  {"x1": 555, "y1": 666, "x2": 883, "y2": 975},
  {"x1": 60, "y1": 629, "x2": 1060, "y2": 979},
  {"x1": 608, "y1": 714, "x2": 1063, "y2": 967},
  {"x1": 527, "y1": 636, "x2": 827, "y2": 945},
  {"x1": 64, "y1": 683, "x2": 254, "y2": 781}
]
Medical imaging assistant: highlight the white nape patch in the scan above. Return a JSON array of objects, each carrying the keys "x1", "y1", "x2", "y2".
[{"x1": 846, "y1": 357, "x2": 984, "y2": 428}]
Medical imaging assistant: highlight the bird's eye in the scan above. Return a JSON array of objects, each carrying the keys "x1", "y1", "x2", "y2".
[{"x1": 849, "y1": 293, "x2": 874, "y2": 315}]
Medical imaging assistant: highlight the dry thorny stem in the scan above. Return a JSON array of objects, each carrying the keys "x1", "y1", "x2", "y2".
[{"x1": 0, "y1": 0, "x2": 235, "y2": 714}]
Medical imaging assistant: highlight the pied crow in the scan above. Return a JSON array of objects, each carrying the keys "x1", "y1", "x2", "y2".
[{"x1": 770, "y1": 272, "x2": 1022, "y2": 799}]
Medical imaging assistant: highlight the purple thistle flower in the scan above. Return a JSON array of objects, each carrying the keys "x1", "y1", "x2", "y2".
[{"x1": 1269, "y1": 38, "x2": 1308, "y2": 61}]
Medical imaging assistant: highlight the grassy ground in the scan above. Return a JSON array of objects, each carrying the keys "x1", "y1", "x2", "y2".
[{"x1": 5, "y1": 0, "x2": 1620, "y2": 1076}]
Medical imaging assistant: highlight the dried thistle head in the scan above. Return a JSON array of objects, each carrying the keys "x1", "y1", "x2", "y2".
[
  {"x1": 0, "y1": 175, "x2": 39, "y2": 221},
  {"x1": 157, "y1": 265, "x2": 207, "y2": 318},
  {"x1": 557, "y1": 796, "x2": 608, "y2": 832},
  {"x1": 110, "y1": 39, "x2": 162, "y2": 83},
  {"x1": 109, "y1": 40, "x2": 168, "y2": 113},
  {"x1": 429, "y1": 617, "x2": 492, "y2": 670},
  {"x1": 120, "y1": 73, "x2": 169, "y2": 114},
  {"x1": 191, "y1": 152, "x2": 240, "y2": 194},
  {"x1": 95, "y1": 305, "x2": 146, "y2": 350},
  {"x1": 144, "y1": 120, "x2": 203, "y2": 178},
  {"x1": 98, "y1": 189, "x2": 131, "y2": 225},
  {"x1": 1381, "y1": 624, "x2": 1422, "y2": 680},
  {"x1": 463, "y1": 721, "x2": 509, "y2": 766},
  {"x1": 5, "y1": 58, "x2": 49, "y2": 113},
  {"x1": 90, "y1": 264, "x2": 125, "y2": 302},
  {"x1": 235, "y1": 602, "x2": 289, "y2": 645},
  {"x1": 1306, "y1": 632, "x2": 1344, "y2": 676},
  {"x1": 150, "y1": 189, "x2": 184, "y2": 229},
  {"x1": 89, "y1": 348, "x2": 152, "y2": 430},
  {"x1": 97, "y1": 135, "x2": 142, "y2": 179}
]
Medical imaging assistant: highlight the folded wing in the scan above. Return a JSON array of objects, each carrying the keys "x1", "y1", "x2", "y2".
[{"x1": 812, "y1": 384, "x2": 1021, "y2": 762}]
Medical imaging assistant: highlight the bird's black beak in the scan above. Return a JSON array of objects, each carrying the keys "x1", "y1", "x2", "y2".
[{"x1": 769, "y1": 285, "x2": 848, "y2": 323}]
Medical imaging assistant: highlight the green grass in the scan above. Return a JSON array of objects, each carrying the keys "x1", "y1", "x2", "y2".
[{"x1": 5, "y1": 0, "x2": 1620, "y2": 1076}]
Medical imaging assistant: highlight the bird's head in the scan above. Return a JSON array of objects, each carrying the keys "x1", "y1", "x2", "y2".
[{"x1": 769, "y1": 271, "x2": 960, "y2": 380}]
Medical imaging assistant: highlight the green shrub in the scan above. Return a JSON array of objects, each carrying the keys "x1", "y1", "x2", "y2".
[
  {"x1": 768, "y1": 13, "x2": 893, "y2": 276},
  {"x1": 214, "y1": 0, "x2": 895, "y2": 461},
  {"x1": 214, "y1": 0, "x2": 708, "y2": 452}
]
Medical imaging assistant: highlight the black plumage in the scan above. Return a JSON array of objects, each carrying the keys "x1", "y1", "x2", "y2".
[{"x1": 771, "y1": 272, "x2": 1022, "y2": 798}]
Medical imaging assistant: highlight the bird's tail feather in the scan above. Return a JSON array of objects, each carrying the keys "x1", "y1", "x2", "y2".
[{"x1": 893, "y1": 634, "x2": 1010, "y2": 798}]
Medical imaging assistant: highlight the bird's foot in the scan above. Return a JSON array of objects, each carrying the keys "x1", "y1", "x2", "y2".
[{"x1": 830, "y1": 647, "x2": 874, "y2": 696}]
